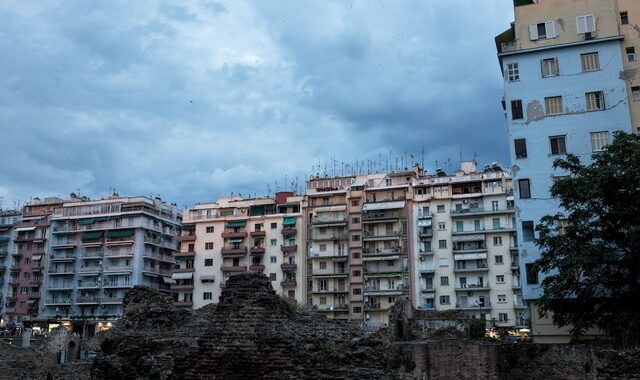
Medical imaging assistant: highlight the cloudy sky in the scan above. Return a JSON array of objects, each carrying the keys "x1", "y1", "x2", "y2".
[{"x1": 0, "y1": 0, "x2": 514, "y2": 210}]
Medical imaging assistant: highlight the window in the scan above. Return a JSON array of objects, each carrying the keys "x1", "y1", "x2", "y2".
[
  {"x1": 491, "y1": 201, "x2": 499, "y2": 211},
  {"x1": 203, "y1": 292, "x2": 212, "y2": 300},
  {"x1": 496, "y1": 275, "x2": 505, "y2": 284},
  {"x1": 497, "y1": 294, "x2": 507, "y2": 303},
  {"x1": 621, "y1": 12, "x2": 629, "y2": 25},
  {"x1": 514, "y1": 138, "x2": 527, "y2": 159},
  {"x1": 493, "y1": 236, "x2": 503, "y2": 246},
  {"x1": 455, "y1": 221, "x2": 463, "y2": 232},
  {"x1": 437, "y1": 222, "x2": 446, "y2": 231},
  {"x1": 545, "y1": 96, "x2": 563, "y2": 115},
  {"x1": 270, "y1": 256, "x2": 277, "y2": 263},
  {"x1": 352, "y1": 251, "x2": 360, "y2": 259},
  {"x1": 518, "y1": 179, "x2": 531, "y2": 199},
  {"x1": 438, "y1": 240, "x2": 447, "y2": 249},
  {"x1": 580, "y1": 52, "x2": 599, "y2": 72},
  {"x1": 271, "y1": 223, "x2": 277, "y2": 229},
  {"x1": 206, "y1": 226, "x2": 214, "y2": 233},
  {"x1": 529, "y1": 21, "x2": 555, "y2": 40},
  {"x1": 591, "y1": 131, "x2": 610, "y2": 152},
  {"x1": 270, "y1": 239, "x2": 277, "y2": 246},
  {"x1": 351, "y1": 200, "x2": 359, "y2": 206},
  {"x1": 576, "y1": 15, "x2": 596, "y2": 34},
  {"x1": 492, "y1": 218, "x2": 501, "y2": 229},
  {"x1": 439, "y1": 295, "x2": 450, "y2": 305},
  {"x1": 499, "y1": 313, "x2": 509, "y2": 323},
  {"x1": 511, "y1": 100, "x2": 523, "y2": 120},
  {"x1": 549, "y1": 136, "x2": 567, "y2": 155},
  {"x1": 522, "y1": 221, "x2": 535, "y2": 242},
  {"x1": 319, "y1": 244, "x2": 326, "y2": 252},
  {"x1": 495, "y1": 255, "x2": 504, "y2": 264},
  {"x1": 352, "y1": 217, "x2": 360, "y2": 224},
  {"x1": 319, "y1": 280, "x2": 328, "y2": 291},
  {"x1": 353, "y1": 306, "x2": 362, "y2": 313},
  {"x1": 205, "y1": 242, "x2": 214, "y2": 250},
  {"x1": 437, "y1": 205, "x2": 445, "y2": 213},
  {"x1": 188, "y1": 243, "x2": 195, "y2": 252},
  {"x1": 319, "y1": 261, "x2": 327, "y2": 269},
  {"x1": 506, "y1": 63, "x2": 519, "y2": 81},
  {"x1": 439, "y1": 258, "x2": 448, "y2": 267},
  {"x1": 353, "y1": 288, "x2": 361, "y2": 295},
  {"x1": 541, "y1": 58, "x2": 559, "y2": 77},
  {"x1": 352, "y1": 269, "x2": 361, "y2": 277},
  {"x1": 627, "y1": 47, "x2": 636, "y2": 62},
  {"x1": 352, "y1": 234, "x2": 360, "y2": 241},
  {"x1": 204, "y1": 259, "x2": 213, "y2": 267},
  {"x1": 270, "y1": 273, "x2": 277, "y2": 281},
  {"x1": 288, "y1": 290, "x2": 295, "y2": 299},
  {"x1": 526, "y1": 263, "x2": 539, "y2": 284},
  {"x1": 586, "y1": 91, "x2": 605, "y2": 111},
  {"x1": 633, "y1": 86, "x2": 640, "y2": 102}
]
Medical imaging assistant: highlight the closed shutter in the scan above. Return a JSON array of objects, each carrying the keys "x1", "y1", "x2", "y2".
[
  {"x1": 577, "y1": 16, "x2": 587, "y2": 34},
  {"x1": 529, "y1": 24, "x2": 539, "y2": 40}
]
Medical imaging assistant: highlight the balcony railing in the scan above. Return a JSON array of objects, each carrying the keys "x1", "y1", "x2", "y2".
[
  {"x1": 418, "y1": 230, "x2": 433, "y2": 238},
  {"x1": 364, "y1": 303, "x2": 382, "y2": 310},
  {"x1": 220, "y1": 265, "x2": 247, "y2": 272},
  {"x1": 456, "y1": 301, "x2": 492, "y2": 310},
  {"x1": 221, "y1": 231, "x2": 248, "y2": 239},
  {"x1": 103, "y1": 281, "x2": 132, "y2": 288},
  {"x1": 177, "y1": 233, "x2": 196, "y2": 242},
  {"x1": 76, "y1": 296, "x2": 100, "y2": 304},
  {"x1": 249, "y1": 264, "x2": 265, "y2": 272},
  {"x1": 281, "y1": 263, "x2": 297, "y2": 271},
  {"x1": 281, "y1": 245, "x2": 297, "y2": 253},
  {"x1": 221, "y1": 246, "x2": 248, "y2": 256},
  {"x1": 170, "y1": 284, "x2": 195, "y2": 291},
  {"x1": 45, "y1": 298, "x2": 71, "y2": 305},
  {"x1": 281, "y1": 227, "x2": 297, "y2": 236},
  {"x1": 250, "y1": 231, "x2": 266, "y2": 237},
  {"x1": 311, "y1": 215, "x2": 347, "y2": 224},
  {"x1": 363, "y1": 230, "x2": 403, "y2": 239},
  {"x1": 311, "y1": 232, "x2": 348, "y2": 241},
  {"x1": 280, "y1": 279, "x2": 297, "y2": 287},
  {"x1": 101, "y1": 297, "x2": 124, "y2": 304}
]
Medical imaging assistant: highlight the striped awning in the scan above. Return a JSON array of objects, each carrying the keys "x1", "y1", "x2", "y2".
[
  {"x1": 78, "y1": 218, "x2": 94, "y2": 225},
  {"x1": 226, "y1": 221, "x2": 246, "y2": 228},
  {"x1": 282, "y1": 217, "x2": 296, "y2": 226},
  {"x1": 107, "y1": 229, "x2": 135, "y2": 238},
  {"x1": 172, "y1": 272, "x2": 193, "y2": 280},
  {"x1": 362, "y1": 201, "x2": 405, "y2": 212},
  {"x1": 82, "y1": 231, "x2": 103, "y2": 241}
]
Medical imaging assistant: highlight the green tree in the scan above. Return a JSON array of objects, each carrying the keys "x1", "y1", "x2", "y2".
[{"x1": 534, "y1": 132, "x2": 640, "y2": 346}]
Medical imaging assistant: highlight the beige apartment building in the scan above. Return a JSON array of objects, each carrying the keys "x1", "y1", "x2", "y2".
[
  {"x1": 175, "y1": 192, "x2": 304, "y2": 308},
  {"x1": 412, "y1": 162, "x2": 526, "y2": 331}
]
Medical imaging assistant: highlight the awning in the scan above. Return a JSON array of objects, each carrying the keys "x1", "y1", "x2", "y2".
[
  {"x1": 0, "y1": 237, "x2": 9, "y2": 242},
  {"x1": 82, "y1": 231, "x2": 103, "y2": 241},
  {"x1": 454, "y1": 253, "x2": 487, "y2": 260},
  {"x1": 78, "y1": 218, "x2": 94, "y2": 225},
  {"x1": 162, "y1": 277, "x2": 176, "y2": 284},
  {"x1": 200, "y1": 275, "x2": 215, "y2": 281},
  {"x1": 227, "y1": 238, "x2": 244, "y2": 243},
  {"x1": 225, "y1": 221, "x2": 246, "y2": 228},
  {"x1": 362, "y1": 255, "x2": 401, "y2": 261},
  {"x1": 27, "y1": 300, "x2": 36, "y2": 304},
  {"x1": 172, "y1": 272, "x2": 193, "y2": 280},
  {"x1": 282, "y1": 217, "x2": 296, "y2": 226},
  {"x1": 14, "y1": 227, "x2": 36, "y2": 232},
  {"x1": 452, "y1": 234, "x2": 485, "y2": 242},
  {"x1": 31, "y1": 255, "x2": 42, "y2": 261},
  {"x1": 107, "y1": 229, "x2": 135, "y2": 238},
  {"x1": 93, "y1": 217, "x2": 109, "y2": 222},
  {"x1": 362, "y1": 201, "x2": 405, "y2": 212},
  {"x1": 351, "y1": 179, "x2": 366, "y2": 187},
  {"x1": 417, "y1": 220, "x2": 432, "y2": 227},
  {"x1": 313, "y1": 205, "x2": 347, "y2": 213}
]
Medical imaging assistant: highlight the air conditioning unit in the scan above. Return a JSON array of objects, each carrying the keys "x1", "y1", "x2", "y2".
[{"x1": 584, "y1": 32, "x2": 596, "y2": 40}]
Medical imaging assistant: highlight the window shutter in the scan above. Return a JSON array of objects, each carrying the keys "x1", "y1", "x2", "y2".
[
  {"x1": 529, "y1": 24, "x2": 539, "y2": 40},
  {"x1": 586, "y1": 15, "x2": 595, "y2": 32},
  {"x1": 577, "y1": 16, "x2": 586, "y2": 34},
  {"x1": 546, "y1": 21, "x2": 556, "y2": 38}
]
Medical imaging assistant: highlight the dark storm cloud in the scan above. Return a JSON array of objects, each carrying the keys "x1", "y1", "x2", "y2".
[{"x1": 0, "y1": 1, "x2": 513, "y2": 209}]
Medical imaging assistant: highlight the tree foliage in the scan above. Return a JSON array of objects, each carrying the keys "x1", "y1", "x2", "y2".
[{"x1": 534, "y1": 132, "x2": 640, "y2": 345}]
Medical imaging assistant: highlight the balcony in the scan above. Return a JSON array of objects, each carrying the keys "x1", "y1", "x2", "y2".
[
  {"x1": 452, "y1": 247, "x2": 487, "y2": 254},
  {"x1": 220, "y1": 265, "x2": 247, "y2": 272},
  {"x1": 76, "y1": 296, "x2": 100, "y2": 304},
  {"x1": 249, "y1": 264, "x2": 265, "y2": 272},
  {"x1": 418, "y1": 249, "x2": 434, "y2": 257},
  {"x1": 174, "y1": 251, "x2": 196, "y2": 258},
  {"x1": 49, "y1": 283, "x2": 74, "y2": 290},
  {"x1": 418, "y1": 230, "x2": 433, "y2": 238},
  {"x1": 103, "y1": 281, "x2": 132, "y2": 288},
  {"x1": 419, "y1": 268, "x2": 435, "y2": 274},
  {"x1": 79, "y1": 266, "x2": 103, "y2": 274},
  {"x1": 311, "y1": 215, "x2": 347, "y2": 225},
  {"x1": 177, "y1": 233, "x2": 196, "y2": 242},
  {"x1": 281, "y1": 263, "x2": 297, "y2": 271},
  {"x1": 45, "y1": 298, "x2": 72, "y2": 305},
  {"x1": 311, "y1": 270, "x2": 348, "y2": 278},
  {"x1": 311, "y1": 232, "x2": 348, "y2": 241},
  {"x1": 78, "y1": 282, "x2": 100, "y2": 289},
  {"x1": 221, "y1": 231, "x2": 248, "y2": 239},
  {"x1": 451, "y1": 206, "x2": 515, "y2": 217},
  {"x1": 49, "y1": 253, "x2": 76, "y2": 262},
  {"x1": 170, "y1": 284, "x2": 194, "y2": 291},
  {"x1": 316, "y1": 304, "x2": 349, "y2": 312},
  {"x1": 456, "y1": 301, "x2": 492, "y2": 311},
  {"x1": 362, "y1": 211, "x2": 401, "y2": 223},
  {"x1": 250, "y1": 247, "x2": 266, "y2": 255},
  {"x1": 9, "y1": 265, "x2": 21, "y2": 272},
  {"x1": 453, "y1": 265, "x2": 489, "y2": 273},
  {"x1": 250, "y1": 231, "x2": 266, "y2": 238},
  {"x1": 281, "y1": 227, "x2": 297, "y2": 236},
  {"x1": 221, "y1": 246, "x2": 247, "y2": 257},
  {"x1": 420, "y1": 286, "x2": 435, "y2": 293},
  {"x1": 104, "y1": 265, "x2": 134, "y2": 273},
  {"x1": 81, "y1": 251, "x2": 104, "y2": 259},
  {"x1": 48, "y1": 267, "x2": 74, "y2": 275},
  {"x1": 280, "y1": 279, "x2": 297, "y2": 287},
  {"x1": 364, "y1": 303, "x2": 382, "y2": 311},
  {"x1": 174, "y1": 267, "x2": 195, "y2": 273},
  {"x1": 455, "y1": 283, "x2": 490, "y2": 291},
  {"x1": 7, "y1": 278, "x2": 18, "y2": 285},
  {"x1": 30, "y1": 278, "x2": 43, "y2": 285},
  {"x1": 101, "y1": 297, "x2": 124, "y2": 304},
  {"x1": 175, "y1": 301, "x2": 194, "y2": 308},
  {"x1": 313, "y1": 288, "x2": 348, "y2": 294},
  {"x1": 281, "y1": 245, "x2": 297, "y2": 254},
  {"x1": 363, "y1": 286, "x2": 404, "y2": 295},
  {"x1": 362, "y1": 230, "x2": 403, "y2": 241}
]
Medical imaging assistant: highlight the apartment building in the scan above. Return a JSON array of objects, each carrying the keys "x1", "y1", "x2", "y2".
[
  {"x1": 0, "y1": 210, "x2": 21, "y2": 324},
  {"x1": 176, "y1": 192, "x2": 304, "y2": 308},
  {"x1": 305, "y1": 170, "x2": 415, "y2": 329},
  {"x1": 496, "y1": 0, "x2": 634, "y2": 342},
  {"x1": 6, "y1": 198, "x2": 63, "y2": 325},
  {"x1": 412, "y1": 162, "x2": 526, "y2": 331},
  {"x1": 43, "y1": 195, "x2": 181, "y2": 335}
]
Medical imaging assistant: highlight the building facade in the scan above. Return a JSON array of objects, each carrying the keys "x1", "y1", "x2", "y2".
[
  {"x1": 42, "y1": 195, "x2": 181, "y2": 335},
  {"x1": 175, "y1": 192, "x2": 304, "y2": 308},
  {"x1": 0, "y1": 210, "x2": 21, "y2": 325},
  {"x1": 496, "y1": 0, "x2": 635, "y2": 342}
]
